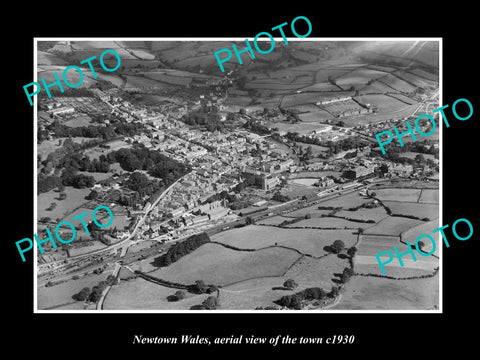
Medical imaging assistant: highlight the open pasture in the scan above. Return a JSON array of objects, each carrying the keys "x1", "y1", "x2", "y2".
[
  {"x1": 394, "y1": 70, "x2": 438, "y2": 89},
  {"x1": 150, "y1": 243, "x2": 301, "y2": 286},
  {"x1": 38, "y1": 186, "x2": 90, "y2": 221},
  {"x1": 335, "y1": 67, "x2": 389, "y2": 89},
  {"x1": 363, "y1": 216, "x2": 424, "y2": 236},
  {"x1": 301, "y1": 82, "x2": 341, "y2": 92},
  {"x1": 418, "y1": 189, "x2": 439, "y2": 203},
  {"x1": 378, "y1": 74, "x2": 416, "y2": 93},
  {"x1": 383, "y1": 201, "x2": 438, "y2": 220},
  {"x1": 285, "y1": 216, "x2": 377, "y2": 230},
  {"x1": 285, "y1": 254, "x2": 351, "y2": 289},
  {"x1": 297, "y1": 109, "x2": 334, "y2": 122},
  {"x1": 374, "y1": 188, "x2": 422, "y2": 202},
  {"x1": 330, "y1": 274, "x2": 439, "y2": 310},
  {"x1": 318, "y1": 191, "x2": 372, "y2": 209},
  {"x1": 335, "y1": 207, "x2": 388, "y2": 222},
  {"x1": 407, "y1": 68, "x2": 439, "y2": 81},
  {"x1": 38, "y1": 272, "x2": 110, "y2": 310},
  {"x1": 103, "y1": 277, "x2": 210, "y2": 310},
  {"x1": 212, "y1": 225, "x2": 358, "y2": 257},
  {"x1": 218, "y1": 276, "x2": 295, "y2": 310}
]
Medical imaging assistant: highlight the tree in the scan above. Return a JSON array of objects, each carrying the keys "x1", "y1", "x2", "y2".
[
  {"x1": 202, "y1": 296, "x2": 219, "y2": 310},
  {"x1": 193, "y1": 280, "x2": 208, "y2": 294},
  {"x1": 357, "y1": 227, "x2": 365, "y2": 235},
  {"x1": 87, "y1": 189, "x2": 98, "y2": 200},
  {"x1": 415, "y1": 154, "x2": 425, "y2": 163},
  {"x1": 340, "y1": 267, "x2": 354, "y2": 283},
  {"x1": 290, "y1": 294, "x2": 302, "y2": 310},
  {"x1": 329, "y1": 286, "x2": 340, "y2": 298},
  {"x1": 302, "y1": 287, "x2": 327, "y2": 300},
  {"x1": 283, "y1": 279, "x2": 298, "y2": 290},
  {"x1": 174, "y1": 290, "x2": 186, "y2": 300},
  {"x1": 417, "y1": 241, "x2": 425, "y2": 252},
  {"x1": 72, "y1": 287, "x2": 91, "y2": 301},
  {"x1": 245, "y1": 216, "x2": 254, "y2": 225},
  {"x1": 331, "y1": 240, "x2": 345, "y2": 254},
  {"x1": 347, "y1": 246, "x2": 357, "y2": 257}
]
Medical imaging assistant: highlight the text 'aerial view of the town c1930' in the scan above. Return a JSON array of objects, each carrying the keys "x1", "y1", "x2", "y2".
[{"x1": 35, "y1": 39, "x2": 440, "y2": 312}]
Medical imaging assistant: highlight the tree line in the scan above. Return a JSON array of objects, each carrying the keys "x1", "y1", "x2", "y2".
[{"x1": 161, "y1": 232, "x2": 211, "y2": 266}]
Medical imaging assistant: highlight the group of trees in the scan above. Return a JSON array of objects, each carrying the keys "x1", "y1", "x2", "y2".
[
  {"x1": 61, "y1": 152, "x2": 110, "y2": 173},
  {"x1": 161, "y1": 233, "x2": 210, "y2": 266},
  {"x1": 188, "y1": 280, "x2": 219, "y2": 295},
  {"x1": 72, "y1": 275, "x2": 118, "y2": 303},
  {"x1": 107, "y1": 145, "x2": 191, "y2": 183},
  {"x1": 190, "y1": 295, "x2": 220, "y2": 310},
  {"x1": 330, "y1": 240, "x2": 346, "y2": 254},
  {"x1": 43, "y1": 118, "x2": 147, "y2": 142},
  {"x1": 125, "y1": 171, "x2": 163, "y2": 198},
  {"x1": 340, "y1": 267, "x2": 355, "y2": 283},
  {"x1": 277, "y1": 286, "x2": 329, "y2": 310},
  {"x1": 181, "y1": 107, "x2": 225, "y2": 132}
]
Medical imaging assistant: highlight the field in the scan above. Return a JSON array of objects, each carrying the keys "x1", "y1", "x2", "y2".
[
  {"x1": 318, "y1": 192, "x2": 372, "y2": 209},
  {"x1": 335, "y1": 67, "x2": 389, "y2": 89},
  {"x1": 149, "y1": 242, "x2": 301, "y2": 286},
  {"x1": 213, "y1": 225, "x2": 358, "y2": 257},
  {"x1": 38, "y1": 272, "x2": 110, "y2": 310},
  {"x1": 364, "y1": 216, "x2": 424, "y2": 236},
  {"x1": 374, "y1": 188, "x2": 422, "y2": 202},
  {"x1": 401, "y1": 219, "x2": 440, "y2": 248},
  {"x1": 394, "y1": 70, "x2": 438, "y2": 89},
  {"x1": 297, "y1": 110, "x2": 334, "y2": 122},
  {"x1": 335, "y1": 207, "x2": 389, "y2": 222},
  {"x1": 382, "y1": 201, "x2": 439, "y2": 220},
  {"x1": 284, "y1": 217, "x2": 377, "y2": 230},
  {"x1": 330, "y1": 274, "x2": 439, "y2": 310},
  {"x1": 285, "y1": 204, "x2": 336, "y2": 218},
  {"x1": 38, "y1": 186, "x2": 91, "y2": 221},
  {"x1": 285, "y1": 254, "x2": 350, "y2": 289},
  {"x1": 354, "y1": 234, "x2": 438, "y2": 277},
  {"x1": 68, "y1": 241, "x2": 107, "y2": 257},
  {"x1": 218, "y1": 277, "x2": 295, "y2": 310},
  {"x1": 257, "y1": 215, "x2": 293, "y2": 225},
  {"x1": 38, "y1": 137, "x2": 96, "y2": 159},
  {"x1": 418, "y1": 189, "x2": 439, "y2": 203},
  {"x1": 289, "y1": 178, "x2": 318, "y2": 186},
  {"x1": 124, "y1": 75, "x2": 172, "y2": 89},
  {"x1": 103, "y1": 277, "x2": 211, "y2": 310},
  {"x1": 63, "y1": 115, "x2": 92, "y2": 128}
]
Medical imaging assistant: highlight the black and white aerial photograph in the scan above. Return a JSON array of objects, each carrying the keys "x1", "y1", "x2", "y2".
[{"x1": 35, "y1": 39, "x2": 441, "y2": 311}]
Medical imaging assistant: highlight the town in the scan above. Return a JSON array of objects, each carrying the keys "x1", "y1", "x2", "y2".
[{"x1": 36, "y1": 39, "x2": 440, "y2": 311}]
